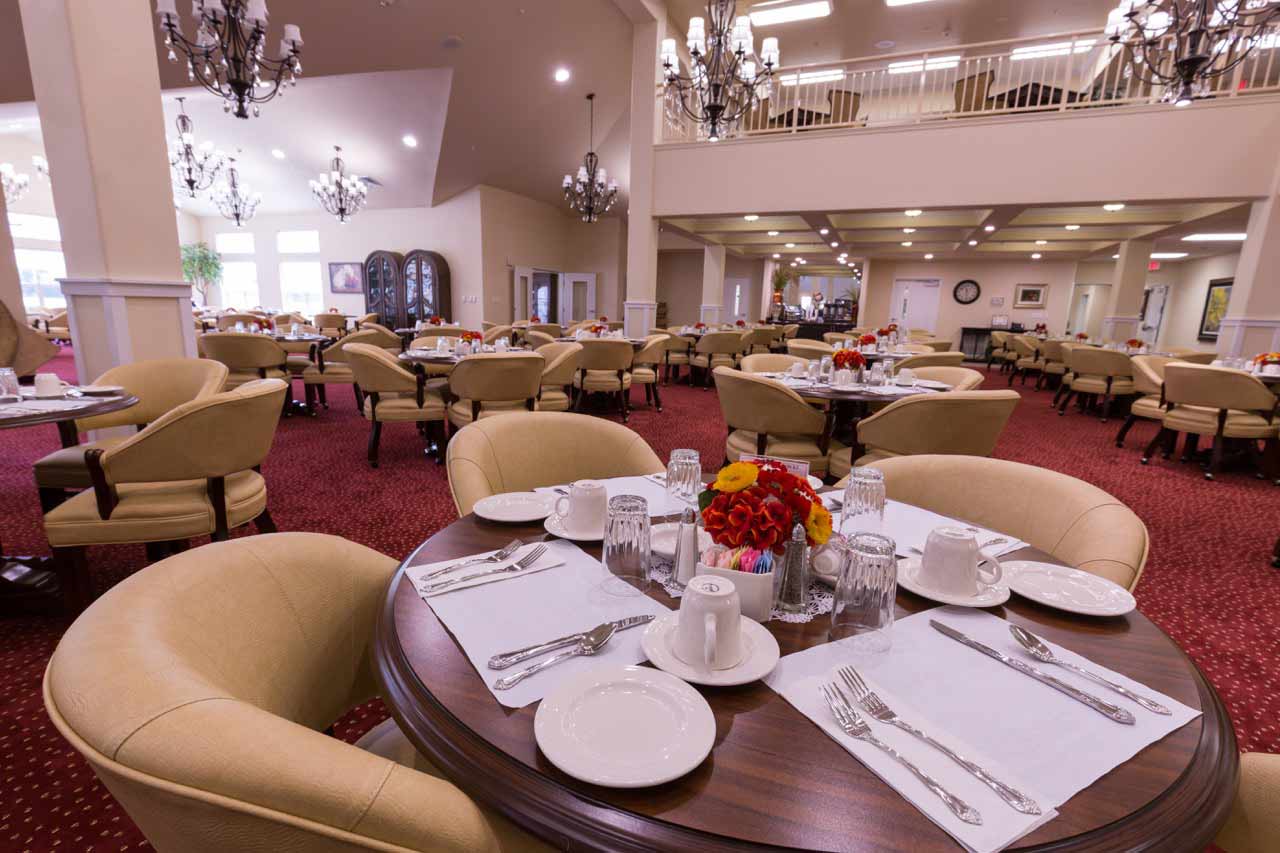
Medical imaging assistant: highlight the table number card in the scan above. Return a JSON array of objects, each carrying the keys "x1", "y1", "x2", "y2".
[{"x1": 739, "y1": 454, "x2": 811, "y2": 479}]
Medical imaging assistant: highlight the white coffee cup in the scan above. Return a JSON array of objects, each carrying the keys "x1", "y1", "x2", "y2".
[
  {"x1": 553, "y1": 480, "x2": 608, "y2": 537},
  {"x1": 896, "y1": 368, "x2": 916, "y2": 386},
  {"x1": 34, "y1": 372, "x2": 63, "y2": 398},
  {"x1": 673, "y1": 575, "x2": 744, "y2": 670},
  {"x1": 919, "y1": 526, "x2": 1003, "y2": 597},
  {"x1": 1263, "y1": 363, "x2": 1280, "y2": 376},
  {"x1": 789, "y1": 362, "x2": 806, "y2": 378}
]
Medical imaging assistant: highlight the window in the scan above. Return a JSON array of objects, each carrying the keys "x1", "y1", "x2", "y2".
[
  {"x1": 220, "y1": 261, "x2": 260, "y2": 309},
  {"x1": 8, "y1": 213, "x2": 61, "y2": 242},
  {"x1": 14, "y1": 249, "x2": 67, "y2": 311},
  {"x1": 276, "y1": 230, "x2": 320, "y2": 254},
  {"x1": 733, "y1": 282, "x2": 742, "y2": 317},
  {"x1": 279, "y1": 261, "x2": 323, "y2": 316},
  {"x1": 214, "y1": 232, "x2": 255, "y2": 255}
]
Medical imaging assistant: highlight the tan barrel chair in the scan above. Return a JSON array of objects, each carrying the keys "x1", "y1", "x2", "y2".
[
  {"x1": 483, "y1": 324, "x2": 514, "y2": 345},
  {"x1": 42, "y1": 379, "x2": 287, "y2": 612},
  {"x1": 1037, "y1": 339, "x2": 1068, "y2": 390},
  {"x1": 314, "y1": 311, "x2": 349, "y2": 338},
  {"x1": 630, "y1": 334, "x2": 669, "y2": 412},
  {"x1": 714, "y1": 367, "x2": 842, "y2": 477},
  {"x1": 447, "y1": 412, "x2": 663, "y2": 516},
  {"x1": 901, "y1": 343, "x2": 933, "y2": 354},
  {"x1": 741, "y1": 328, "x2": 774, "y2": 356},
  {"x1": 913, "y1": 365, "x2": 984, "y2": 391},
  {"x1": 828, "y1": 389, "x2": 1020, "y2": 479},
  {"x1": 1217, "y1": 752, "x2": 1280, "y2": 853},
  {"x1": 523, "y1": 330, "x2": 557, "y2": 349},
  {"x1": 39, "y1": 309, "x2": 71, "y2": 342},
  {"x1": 822, "y1": 332, "x2": 855, "y2": 347},
  {"x1": 662, "y1": 328, "x2": 695, "y2": 384},
  {"x1": 0, "y1": 298, "x2": 61, "y2": 376},
  {"x1": 354, "y1": 312, "x2": 379, "y2": 329},
  {"x1": 302, "y1": 329, "x2": 381, "y2": 413},
  {"x1": 215, "y1": 312, "x2": 264, "y2": 331},
  {"x1": 786, "y1": 339, "x2": 836, "y2": 362},
  {"x1": 572, "y1": 338, "x2": 635, "y2": 422},
  {"x1": 1114, "y1": 355, "x2": 1177, "y2": 448},
  {"x1": 893, "y1": 351, "x2": 965, "y2": 373},
  {"x1": 355, "y1": 322, "x2": 405, "y2": 353},
  {"x1": 535, "y1": 341, "x2": 583, "y2": 412},
  {"x1": 1143, "y1": 363, "x2": 1279, "y2": 481},
  {"x1": 481, "y1": 320, "x2": 496, "y2": 331},
  {"x1": 907, "y1": 328, "x2": 933, "y2": 341},
  {"x1": 605, "y1": 321, "x2": 624, "y2": 331},
  {"x1": 43, "y1": 533, "x2": 549, "y2": 853},
  {"x1": 917, "y1": 339, "x2": 954, "y2": 352},
  {"x1": 445, "y1": 352, "x2": 545, "y2": 430},
  {"x1": 1170, "y1": 350, "x2": 1217, "y2": 364},
  {"x1": 1057, "y1": 347, "x2": 1135, "y2": 421},
  {"x1": 526, "y1": 322, "x2": 563, "y2": 339},
  {"x1": 1007, "y1": 336, "x2": 1045, "y2": 386},
  {"x1": 273, "y1": 311, "x2": 309, "y2": 328},
  {"x1": 854, "y1": 455, "x2": 1149, "y2": 591},
  {"x1": 692, "y1": 331, "x2": 747, "y2": 389},
  {"x1": 740, "y1": 353, "x2": 805, "y2": 374},
  {"x1": 199, "y1": 332, "x2": 289, "y2": 393},
  {"x1": 345, "y1": 343, "x2": 447, "y2": 469},
  {"x1": 987, "y1": 330, "x2": 1016, "y2": 372},
  {"x1": 34, "y1": 358, "x2": 229, "y2": 509}
]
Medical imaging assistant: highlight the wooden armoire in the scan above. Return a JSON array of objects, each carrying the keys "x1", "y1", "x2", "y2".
[{"x1": 361, "y1": 249, "x2": 452, "y2": 328}]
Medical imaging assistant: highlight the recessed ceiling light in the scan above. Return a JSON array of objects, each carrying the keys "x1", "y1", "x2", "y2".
[
  {"x1": 984, "y1": 225, "x2": 996, "y2": 232},
  {"x1": 967, "y1": 239, "x2": 978, "y2": 246},
  {"x1": 743, "y1": 214, "x2": 760, "y2": 221},
  {"x1": 901, "y1": 241, "x2": 913, "y2": 247},
  {"x1": 875, "y1": 39, "x2": 896, "y2": 49},
  {"x1": 885, "y1": 0, "x2": 938, "y2": 6},
  {"x1": 1064, "y1": 224, "x2": 1081, "y2": 231},
  {"x1": 924, "y1": 253, "x2": 934, "y2": 260},
  {"x1": 819, "y1": 227, "x2": 829, "y2": 235},
  {"x1": 749, "y1": 0, "x2": 833, "y2": 27},
  {"x1": 904, "y1": 209, "x2": 923, "y2": 217},
  {"x1": 798, "y1": 258, "x2": 807, "y2": 264},
  {"x1": 1031, "y1": 253, "x2": 1042, "y2": 259},
  {"x1": 553, "y1": 67, "x2": 571, "y2": 83},
  {"x1": 1112, "y1": 253, "x2": 1120, "y2": 259},
  {"x1": 271, "y1": 148, "x2": 286, "y2": 159},
  {"x1": 401, "y1": 134, "x2": 418, "y2": 148},
  {"x1": 903, "y1": 227, "x2": 916, "y2": 234},
  {"x1": 830, "y1": 241, "x2": 838, "y2": 247},
  {"x1": 790, "y1": 262, "x2": 798, "y2": 267},
  {"x1": 785, "y1": 242, "x2": 796, "y2": 248},
  {"x1": 767, "y1": 230, "x2": 779, "y2": 236},
  {"x1": 1151, "y1": 252, "x2": 1188, "y2": 259},
  {"x1": 1035, "y1": 239, "x2": 1048, "y2": 245},
  {"x1": 1103, "y1": 203, "x2": 1126, "y2": 211},
  {"x1": 847, "y1": 261, "x2": 856, "y2": 267},
  {"x1": 1182, "y1": 233, "x2": 1248, "y2": 242},
  {"x1": 772, "y1": 253, "x2": 781, "y2": 258}
]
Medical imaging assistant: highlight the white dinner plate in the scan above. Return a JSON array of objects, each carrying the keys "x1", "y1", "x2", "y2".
[
  {"x1": 1003, "y1": 560, "x2": 1136, "y2": 617},
  {"x1": 534, "y1": 665, "x2": 715, "y2": 788},
  {"x1": 913, "y1": 379, "x2": 951, "y2": 390},
  {"x1": 472, "y1": 492, "x2": 556, "y2": 523},
  {"x1": 896, "y1": 556, "x2": 1011, "y2": 608},
  {"x1": 649, "y1": 522, "x2": 712, "y2": 560},
  {"x1": 543, "y1": 513, "x2": 603, "y2": 542},
  {"x1": 79, "y1": 384, "x2": 125, "y2": 397},
  {"x1": 641, "y1": 613, "x2": 780, "y2": 687}
]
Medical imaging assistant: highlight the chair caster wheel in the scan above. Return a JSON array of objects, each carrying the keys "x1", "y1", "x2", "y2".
[
  {"x1": 1140, "y1": 458, "x2": 1149, "y2": 465},
  {"x1": 1203, "y1": 473, "x2": 1213, "y2": 481}
]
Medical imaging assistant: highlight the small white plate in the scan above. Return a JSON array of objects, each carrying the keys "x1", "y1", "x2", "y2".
[
  {"x1": 79, "y1": 384, "x2": 125, "y2": 397},
  {"x1": 807, "y1": 474, "x2": 824, "y2": 490},
  {"x1": 534, "y1": 665, "x2": 715, "y2": 788},
  {"x1": 914, "y1": 379, "x2": 951, "y2": 390},
  {"x1": 544, "y1": 513, "x2": 603, "y2": 542},
  {"x1": 473, "y1": 492, "x2": 556, "y2": 523},
  {"x1": 649, "y1": 523, "x2": 712, "y2": 560},
  {"x1": 1003, "y1": 560, "x2": 1136, "y2": 617},
  {"x1": 896, "y1": 556, "x2": 1010, "y2": 608},
  {"x1": 641, "y1": 613, "x2": 780, "y2": 687}
]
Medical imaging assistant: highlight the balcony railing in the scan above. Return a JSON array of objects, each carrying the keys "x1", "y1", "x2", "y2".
[{"x1": 659, "y1": 27, "x2": 1280, "y2": 143}]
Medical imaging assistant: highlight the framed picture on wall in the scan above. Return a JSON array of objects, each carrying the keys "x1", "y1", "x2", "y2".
[
  {"x1": 1198, "y1": 278, "x2": 1233, "y2": 341},
  {"x1": 1013, "y1": 284, "x2": 1049, "y2": 309},
  {"x1": 328, "y1": 262, "x2": 363, "y2": 294}
]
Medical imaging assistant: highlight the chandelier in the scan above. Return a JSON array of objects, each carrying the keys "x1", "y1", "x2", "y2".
[
  {"x1": 310, "y1": 146, "x2": 368, "y2": 224},
  {"x1": 155, "y1": 0, "x2": 303, "y2": 119},
  {"x1": 1105, "y1": 0, "x2": 1280, "y2": 105},
  {"x1": 169, "y1": 97, "x2": 225, "y2": 198},
  {"x1": 213, "y1": 156, "x2": 261, "y2": 226},
  {"x1": 562, "y1": 94, "x2": 619, "y2": 223},
  {"x1": 660, "y1": 1, "x2": 779, "y2": 142},
  {"x1": 1, "y1": 162, "x2": 30, "y2": 205}
]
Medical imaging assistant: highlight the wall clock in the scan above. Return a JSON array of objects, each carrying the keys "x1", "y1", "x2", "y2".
[{"x1": 953, "y1": 279, "x2": 981, "y2": 305}]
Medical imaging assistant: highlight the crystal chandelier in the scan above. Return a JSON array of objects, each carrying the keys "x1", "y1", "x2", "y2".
[
  {"x1": 155, "y1": 0, "x2": 303, "y2": 119},
  {"x1": 310, "y1": 146, "x2": 368, "y2": 224},
  {"x1": 660, "y1": 1, "x2": 779, "y2": 142},
  {"x1": 213, "y1": 156, "x2": 261, "y2": 226},
  {"x1": 1105, "y1": 0, "x2": 1280, "y2": 105},
  {"x1": 562, "y1": 94, "x2": 619, "y2": 223},
  {"x1": 169, "y1": 97, "x2": 226, "y2": 198},
  {"x1": 1, "y1": 162, "x2": 30, "y2": 205}
]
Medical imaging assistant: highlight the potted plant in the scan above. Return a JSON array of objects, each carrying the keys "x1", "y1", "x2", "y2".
[{"x1": 181, "y1": 242, "x2": 222, "y2": 307}]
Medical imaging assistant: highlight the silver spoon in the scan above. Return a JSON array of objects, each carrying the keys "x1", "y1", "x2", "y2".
[
  {"x1": 493, "y1": 622, "x2": 617, "y2": 690},
  {"x1": 1009, "y1": 625, "x2": 1171, "y2": 715}
]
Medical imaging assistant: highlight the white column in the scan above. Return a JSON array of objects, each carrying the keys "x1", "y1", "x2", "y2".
[
  {"x1": 622, "y1": 15, "x2": 666, "y2": 338},
  {"x1": 855, "y1": 260, "x2": 870, "y2": 327},
  {"x1": 700, "y1": 245, "x2": 725, "y2": 324},
  {"x1": 1102, "y1": 239, "x2": 1151, "y2": 342},
  {"x1": 1219, "y1": 194, "x2": 1280, "y2": 356},
  {"x1": 759, "y1": 259, "x2": 777, "y2": 321},
  {"x1": 0, "y1": 187, "x2": 24, "y2": 323}
]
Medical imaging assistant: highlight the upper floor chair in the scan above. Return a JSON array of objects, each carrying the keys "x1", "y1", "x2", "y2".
[
  {"x1": 572, "y1": 338, "x2": 635, "y2": 421},
  {"x1": 714, "y1": 367, "x2": 842, "y2": 477},
  {"x1": 345, "y1": 343, "x2": 446, "y2": 468},
  {"x1": 0, "y1": 298, "x2": 58, "y2": 376},
  {"x1": 445, "y1": 352, "x2": 545, "y2": 430},
  {"x1": 314, "y1": 311, "x2": 349, "y2": 338},
  {"x1": 43, "y1": 533, "x2": 549, "y2": 852},
  {"x1": 534, "y1": 341, "x2": 583, "y2": 412}
]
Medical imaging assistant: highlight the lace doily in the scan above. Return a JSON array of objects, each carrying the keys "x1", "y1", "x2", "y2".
[{"x1": 648, "y1": 557, "x2": 833, "y2": 623}]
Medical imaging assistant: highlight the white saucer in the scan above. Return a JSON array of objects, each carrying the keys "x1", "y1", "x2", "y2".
[
  {"x1": 473, "y1": 491, "x2": 555, "y2": 523},
  {"x1": 534, "y1": 664, "x2": 715, "y2": 788},
  {"x1": 896, "y1": 556, "x2": 1011, "y2": 608},
  {"x1": 79, "y1": 384, "x2": 124, "y2": 397},
  {"x1": 641, "y1": 613, "x2": 780, "y2": 687},
  {"x1": 1003, "y1": 560, "x2": 1136, "y2": 617},
  {"x1": 650, "y1": 523, "x2": 712, "y2": 560},
  {"x1": 806, "y1": 474, "x2": 824, "y2": 490},
  {"x1": 544, "y1": 513, "x2": 603, "y2": 542}
]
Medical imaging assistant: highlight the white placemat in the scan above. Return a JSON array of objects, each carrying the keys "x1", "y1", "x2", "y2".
[
  {"x1": 535, "y1": 475, "x2": 690, "y2": 519},
  {"x1": 411, "y1": 539, "x2": 671, "y2": 708},
  {"x1": 766, "y1": 607, "x2": 1199, "y2": 852},
  {"x1": 825, "y1": 498, "x2": 1027, "y2": 559},
  {"x1": 0, "y1": 397, "x2": 105, "y2": 415},
  {"x1": 411, "y1": 543, "x2": 565, "y2": 597}
]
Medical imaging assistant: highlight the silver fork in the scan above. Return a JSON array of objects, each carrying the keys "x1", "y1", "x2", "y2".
[
  {"x1": 840, "y1": 666, "x2": 1041, "y2": 815},
  {"x1": 422, "y1": 545, "x2": 547, "y2": 593},
  {"x1": 820, "y1": 682, "x2": 983, "y2": 826},
  {"x1": 417, "y1": 539, "x2": 523, "y2": 582}
]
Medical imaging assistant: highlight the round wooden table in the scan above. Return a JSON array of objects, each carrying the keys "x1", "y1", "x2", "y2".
[{"x1": 374, "y1": 513, "x2": 1238, "y2": 852}]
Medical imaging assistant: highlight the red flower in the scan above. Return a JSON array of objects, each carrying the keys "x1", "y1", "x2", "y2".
[
  {"x1": 529, "y1": 315, "x2": 541, "y2": 323},
  {"x1": 599, "y1": 316, "x2": 608, "y2": 322},
  {"x1": 876, "y1": 327, "x2": 892, "y2": 337},
  {"x1": 833, "y1": 349, "x2": 865, "y2": 370},
  {"x1": 859, "y1": 334, "x2": 876, "y2": 345},
  {"x1": 736, "y1": 319, "x2": 746, "y2": 327}
]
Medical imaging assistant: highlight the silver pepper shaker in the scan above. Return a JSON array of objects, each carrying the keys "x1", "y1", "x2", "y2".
[
  {"x1": 776, "y1": 523, "x2": 809, "y2": 614},
  {"x1": 673, "y1": 507, "x2": 700, "y2": 588}
]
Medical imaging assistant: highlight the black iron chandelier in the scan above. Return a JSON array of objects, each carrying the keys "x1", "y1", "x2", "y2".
[
  {"x1": 660, "y1": 0, "x2": 779, "y2": 142},
  {"x1": 155, "y1": 0, "x2": 303, "y2": 119},
  {"x1": 169, "y1": 97, "x2": 225, "y2": 198},
  {"x1": 1105, "y1": 0, "x2": 1280, "y2": 105},
  {"x1": 213, "y1": 156, "x2": 261, "y2": 226},
  {"x1": 1, "y1": 162, "x2": 29, "y2": 205},
  {"x1": 562, "y1": 94, "x2": 619, "y2": 223},
  {"x1": 310, "y1": 146, "x2": 368, "y2": 224}
]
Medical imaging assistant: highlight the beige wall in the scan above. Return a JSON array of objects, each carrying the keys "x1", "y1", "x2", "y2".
[
  {"x1": 478, "y1": 186, "x2": 569, "y2": 324},
  {"x1": 1161, "y1": 253, "x2": 1240, "y2": 350},
  {"x1": 565, "y1": 217, "x2": 627, "y2": 320},
  {"x1": 657, "y1": 250, "x2": 704, "y2": 326},
  {"x1": 723, "y1": 254, "x2": 765, "y2": 322}
]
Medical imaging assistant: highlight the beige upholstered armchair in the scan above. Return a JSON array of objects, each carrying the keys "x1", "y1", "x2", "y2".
[
  {"x1": 692, "y1": 331, "x2": 746, "y2": 388},
  {"x1": 43, "y1": 533, "x2": 549, "y2": 852},
  {"x1": 526, "y1": 322, "x2": 563, "y2": 339},
  {"x1": 273, "y1": 311, "x2": 309, "y2": 328},
  {"x1": 829, "y1": 389, "x2": 1020, "y2": 479},
  {"x1": 1058, "y1": 347, "x2": 1135, "y2": 421},
  {"x1": 662, "y1": 329, "x2": 694, "y2": 384},
  {"x1": 893, "y1": 351, "x2": 965, "y2": 372},
  {"x1": 1007, "y1": 336, "x2": 1045, "y2": 386},
  {"x1": 483, "y1": 324, "x2": 513, "y2": 344},
  {"x1": 740, "y1": 328, "x2": 774, "y2": 356},
  {"x1": 345, "y1": 343, "x2": 446, "y2": 468},
  {"x1": 0, "y1": 298, "x2": 58, "y2": 376},
  {"x1": 42, "y1": 379, "x2": 287, "y2": 612},
  {"x1": 1166, "y1": 348, "x2": 1217, "y2": 364},
  {"x1": 714, "y1": 367, "x2": 842, "y2": 476},
  {"x1": 1217, "y1": 752, "x2": 1280, "y2": 853},
  {"x1": 785, "y1": 339, "x2": 835, "y2": 362},
  {"x1": 823, "y1": 332, "x2": 855, "y2": 347},
  {"x1": 355, "y1": 321, "x2": 404, "y2": 353},
  {"x1": 535, "y1": 341, "x2": 582, "y2": 412},
  {"x1": 523, "y1": 329, "x2": 556, "y2": 349},
  {"x1": 445, "y1": 352, "x2": 545, "y2": 429},
  {"x1": 199, "y1": 333, "x2": 289, "y2": 392},
  {"x1": 572, "y1": 338, "x2": 635, "y2": 421},
  {"x1": 912, "y1": 365, "x2": 984, "y2": 390},
  {"x1": 987, "y1": 330, "x2": 1016, "y2": 372},
  {"x1": 215, "y1": 312, "x2": 264, "y2": 331},
  {"x1": 41, "y1": 309, "x2": 71, "y2": 341},
  {"x1": 1115, "y1": 354, "x2": 1176, "y2": 448},
  {"x1": 630, "y1": 334, "x2": 669, "y2": 412},
  {"x1": 447, "y1": 412, "x2": 663, "y2": 516},
  {"x1": 740, "y1": 353, "x2": 805, "y2": 374},
  {"x1": 314, "y1": 311, "x2": 349, "y2": 337},
  {"x1": 916, "y1": 339, "x2": 954, "y2": 352},
  {"x1": 301, "y1": 328, "x2": 383, "y2": 412},
  {"x1": 354, "y1": 311, "x2": 379, "y2": 329},
  {"x1": 1038, "y1": 339, "x2": 1068, "y2": 389},
  {"x1": 34, "y1": 358, "x2": 229, "y2": 510}
]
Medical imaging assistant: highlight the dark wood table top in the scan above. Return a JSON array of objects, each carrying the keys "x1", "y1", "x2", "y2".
[
  {"x1": 272, "y1": 333, "x2": 330, "y2": 343},
  {"x1": 1258, "y1": 371, "x2": 1280, "y2": 386},
  {"x1": 398, "y1": 347, "x2": 531, "y2": 366},
  {"x1": 374, "y1": 511, "x2": 1237, "y2": 852},
  {"x1": 0, "y1": 394, "x2": 138, "y2": 431}
]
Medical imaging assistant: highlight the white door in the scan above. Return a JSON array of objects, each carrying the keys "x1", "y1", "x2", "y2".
[
  {"x1": 889, "y1": 278, "x2": 941, "y2": 334},
  {"x1": 559, "y1": 272, "x2": 597, "y2": 325},
  {"x1": 1071, "y1": 291, "x2": 1090, "y2": 334},
  {"x1": 513, "y1": 266, "x2": 534, "y2": 321},
  {"x1": 1139, "y1": 285, "x2": 1169, "y2": 346}
]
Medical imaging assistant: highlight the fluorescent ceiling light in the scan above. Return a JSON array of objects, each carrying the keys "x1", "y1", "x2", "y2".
[
  {"x1": 744, "y1": 214, "x2": 760, "y2": 221},
  {"x1": 1064, "y1": 224, "x2": 1081, "y2": 231},
  {"x1": 1151, "y1": 252, "x2": 1188, "y2": 259},
  {"x1": 749, "y1": 0, "x2": 832, "y2": 27},
  {"x1": 904, "y1": 209, "x2": 923, "y2": 217},
  {"x1": 1112, "y1": 253, "x2": 1120, "y2": 259},
  {"x1": 401, "y1": 134, "x2": 418, "y2": 148},
  {"x1": 798, "y1": 258, "x2": 807, "y2": 264},
  {"x1": 968, "y1": 239, "x2": 978, "y2": 246},
  {"x1": 1031, "y1": 253, "x2": 1042, "y2": 259},
  {"x1": 270, "y1": 148, "x2": 286, "y2": 159},
  {"x1": 885, "y1": 0, "x2": 939, "y2": 6},
  {"x1": 1103, "y1": 203, "x2": 1126, "y2": 211},
  {"x1": 888, "y1": 56, "x2": 960, "y2": 75},
  {"x1": 1010, "y1": 39, "x2": 1096, "y2": 62},
  {"x1": 901, "y1": 241, "x2": 913, "y2": 247},
  {"x1": 790, "y1": 262, "x2": 798, "y2": 267},
  {"x1": 830, "y1": 241, "x2": 838, "y2": 247},
  {"x1": 778, "y1": 69, "x2": 846, "y2": 87},
  {"x1": 1035, "y1": 239, "x2": 1048, "y2": 245},
  {"x1": 772, "y1": 253, "x2": 781, "y2": 258},
  {"x1": 819, "y1": 227, "x2": 829, "y2": 235},
  {"x1": 553, "y1": 67, "x2": 571, "y2": 83},
  {"x1": 924, "y1": 253, "x2": 934, "y2": 259},
  {"x1": 984, "y1": 224, "x2": 995, "y2": 232},
  {"x1": 785, "y1": 242, "x2": 796, "y2": 248},
  {"x1": 1182, "y1": 233, "x2": 1247, "y2": 242},
  {"x1": 902, "y1": 227, "x2": 916, "y2": 233},
  {"x1": 768, "y1": 230, "x2": 779, "y2": 236}
]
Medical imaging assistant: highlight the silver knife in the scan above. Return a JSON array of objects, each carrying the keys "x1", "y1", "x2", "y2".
[
  {"x1": 930, "y1": 620, "x2": 1136, "y2": 725},
  {"x1": 486, "y1": 615, "x2": 656, "y2": 669}
]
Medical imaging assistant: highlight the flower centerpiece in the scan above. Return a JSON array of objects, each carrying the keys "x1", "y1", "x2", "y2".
[
  {"x1": 529, "y1": 315, "x2": 541, "y2": 323},
  {"x1": 876, "y1": 327, "x2": 892, "y2": 338},
  {"x1": 699, "y1": 460, "x2": 832, "y2": 554},
  {"x1": 833, "y1": 349, "x2": 866, "y2": 371},
  {"x1": 590, "y1": 324, "x2": 607, "y2": 336},
  {"x1": 428, "y1": 315, "x2": 444, "y2": 326},
  {"x1": 1125, "y1": 338, "x2": 1144, "y2": 351},
  {"x1": 1034, "y1": 322, "x2": 1048, "y2": 334},
  {"x1": 598, "y1": 316, "x2": 609, "y2": 323},
  {"x1": 460, "y1": 330, "x2": 482, "y2": 344},
  {"x1": 736, "y1": 319, "x2": 747, "y2": 327},
  {"x1": 694, "y1": 321, "x2": 707, "y2": 331},
  {"x1": 1075, "y1": 332, "x2": 1089, "y2": 341},
  {"x1": 887, "y1": 323, "x2": 898, "y2": 333},
  {"x1": 1254, "y1": 352, "x2": 1280, "y2": 366}
]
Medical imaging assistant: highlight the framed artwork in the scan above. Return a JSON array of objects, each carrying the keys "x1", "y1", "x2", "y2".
[
  {"x1": 1013, "y1": 284, "x2": 1049, "y2": 309},
  {"x1": 328, "y1": 262, "x2": 363, "y2": 294},
  {"x1": 1198, "y1": 278, "x2": 1232, "y2": 341}
]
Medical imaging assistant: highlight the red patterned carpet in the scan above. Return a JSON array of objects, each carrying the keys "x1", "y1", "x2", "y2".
[{"x1": 1, "y1": 350, "x2": 1276, "y2": 851}]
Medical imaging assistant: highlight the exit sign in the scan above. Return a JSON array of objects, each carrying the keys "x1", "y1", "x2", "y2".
[{"x1": 1148, "y1": 261, "x2": 1161, "y2": 272}]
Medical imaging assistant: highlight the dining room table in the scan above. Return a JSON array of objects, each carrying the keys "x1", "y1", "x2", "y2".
[{"x1": 373, "y1": 497, "x2": 1237, "y2": 852}]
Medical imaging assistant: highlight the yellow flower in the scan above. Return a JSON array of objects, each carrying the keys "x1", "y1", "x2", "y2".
[
  {"x1": 805, "y1": 503, "x2": 833, "y2": 545},
  {"x1": 714, "y1": 461, "x2": 759, "y2": 494}
]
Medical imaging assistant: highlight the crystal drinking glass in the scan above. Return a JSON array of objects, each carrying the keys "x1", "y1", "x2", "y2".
[
  {"x1": 601, "y1": 495, "x2": 651, "y2": 595},
  {"x1": 807, "y1": 360, "x2": 820, "y2": 383},
  {"x1": 0, "y1": 367, "x2": 19, "y2": 400},
  {"x1": 840, "y1": 466, "x2": 885, "y2": 535},
  {"x1": 830, "y1": 531, "x2": 897, "y2": 651},
  {"x1": 666, "y1": 448, "x2": 701, "y2": 504},
  {"x1": 819, "y1": 355, "x2": 833, "y2": 382}
]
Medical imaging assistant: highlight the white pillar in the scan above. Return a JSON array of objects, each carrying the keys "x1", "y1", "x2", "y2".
[
  {"x1": 0, "y1": 187, "x2": 24, "y2": 324},
  {"x1": 1102, "y1": 239, "x2": 1152, "y2": 343},
  {"x1": 622, "y1": 16, "x2": 665, "y2": 338},
  {"x1": 700, "y1": 245, "x2": 725, "y2": 324},
  {"x1": 1219, "y1": 194, "x2": 1280, "y2": 356},
  {"x1": 760, "y1": 259, "x2": 777, "y2": 321}
]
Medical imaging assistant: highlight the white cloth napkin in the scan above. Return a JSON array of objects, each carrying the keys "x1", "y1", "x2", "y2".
[
  {"x1": 535, "y1": 475, "x2": 690, "y2": 519},
  {"x1": 410, "y1": 543, "x2": 564, "y2": 597},
  {"x1": 824, "y1": 498, "x2": 1028, "y2": 559},
  {"x1": 0, "y1": 397, "x2": 102, "y2": 415},
  {"x1": 412, "y1": 539, "x2": 672, "y2": 708},
  {"x1": 861, "y1": 384, "x2": 939, "y2": 397},
  {"x1": 767, "y1": 607, "x2": 1199, "y2": 852}
]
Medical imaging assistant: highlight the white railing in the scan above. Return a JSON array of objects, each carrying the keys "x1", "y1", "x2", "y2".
[{"x1": 660, "y1": 26, "x2": 1280, "y2": 143}]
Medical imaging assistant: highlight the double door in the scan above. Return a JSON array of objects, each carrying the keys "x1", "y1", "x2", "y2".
[
  {"x1": 514, "y1": 267, "x2": 597, "y2": 325},
  {"x1": 363, "y1": 249, "x2": 453, "y2": 327}
]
